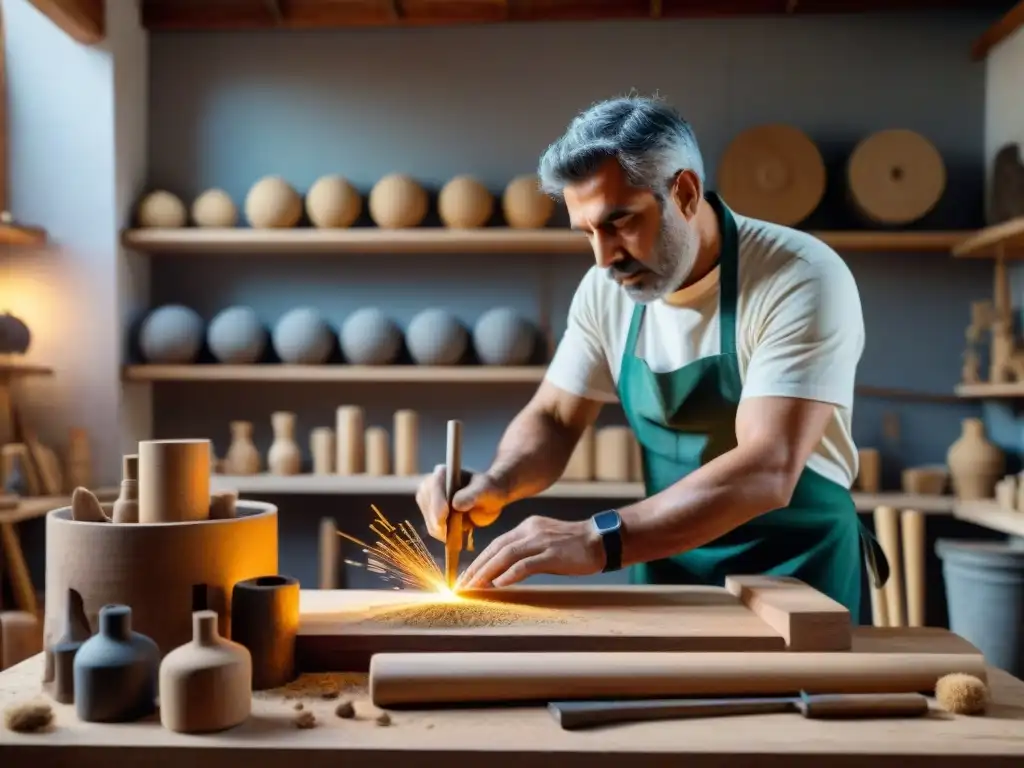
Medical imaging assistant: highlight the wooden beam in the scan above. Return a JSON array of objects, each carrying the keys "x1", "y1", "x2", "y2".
[
  {"x1": 27, "y1": 0, "x2": 104, "y2": 44},
  {"x1": 971, "y1": 0, "x2": 1024, "y2": 60}
]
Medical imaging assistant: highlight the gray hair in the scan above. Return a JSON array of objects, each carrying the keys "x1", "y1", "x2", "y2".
[{"x1": 537, "y1": 95, "x2": 705, "y2": 202}]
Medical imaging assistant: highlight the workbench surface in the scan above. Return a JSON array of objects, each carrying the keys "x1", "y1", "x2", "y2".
[{"x1": 2, "y1": 632, "x2": 1024, "y2": 768}]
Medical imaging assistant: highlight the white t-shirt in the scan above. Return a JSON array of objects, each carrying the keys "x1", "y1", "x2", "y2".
[{"x1": 544, "y1": 212, "x2": 865, "y2": 489}]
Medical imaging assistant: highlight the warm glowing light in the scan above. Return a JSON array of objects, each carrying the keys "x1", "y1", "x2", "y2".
[{"x1": 337, "y1": 504, "x2": 453, "y2": 594}]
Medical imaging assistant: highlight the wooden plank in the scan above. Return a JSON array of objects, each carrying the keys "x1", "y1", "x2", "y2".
[
  {"x1": 296, "y1": 585, "x2": 788, "y2": 671},
  {"x1": 953, "y1": 499, "x2": 1024, "y2": 537},
  {"x1": 2, "y1": 634, "x2": 1022, "y2": 766},
  {"x1": 724, "y1": 575, "x2": 851, "y2": 651},
  {"x1": 26, "y1": 0, "x2": 104, "y2": 44},
  {"x1": 971, "y1": 0, "x2": 1024, "y2": 60},
  {"x1": 120, "y1": 226, "x2": 969, "y2": 254},
  {"x1": 122, "y1": 364, "x2": 550, "y2": 383},
  {"x1": 951, "y1": 216, "x2": 1024, "y2": 258},
  {"x1": 956, "y1": 381, "x2": 1024, "y2": 398}
]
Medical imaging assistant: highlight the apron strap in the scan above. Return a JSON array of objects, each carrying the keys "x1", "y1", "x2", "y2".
[{"x1": 705, "y1": 192, "x2": 739, "y2": 358}]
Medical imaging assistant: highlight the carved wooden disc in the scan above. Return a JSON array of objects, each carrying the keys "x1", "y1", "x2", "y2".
[
  {"x1": 717, "y1": 124, "x2": 826, "y2": 226},
  {"x1": 847, "y1": 129, "x2": 946, "y2": 225}
]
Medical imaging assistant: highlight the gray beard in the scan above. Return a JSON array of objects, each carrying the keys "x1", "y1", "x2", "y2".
[{"x1": 621, "y1": 212, "x2": 700, "y2": 304}]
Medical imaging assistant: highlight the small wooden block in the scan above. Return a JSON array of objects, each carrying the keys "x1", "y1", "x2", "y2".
[
  {"x1": 0, "y1": 611, "x2": 42, "y2": 670},
  {"x1": 724, "y1": 575, "x2": 851, "y2": 651}
]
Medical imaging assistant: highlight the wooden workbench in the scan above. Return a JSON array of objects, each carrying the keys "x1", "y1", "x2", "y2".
[{"x1": 2, "y1": 630, "x2": 1024, "y2": 768}]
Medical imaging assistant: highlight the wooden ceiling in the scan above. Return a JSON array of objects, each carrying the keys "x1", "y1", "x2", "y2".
[{"x1": 139, "y1": 0, "x2": 1018, "y2": 32}]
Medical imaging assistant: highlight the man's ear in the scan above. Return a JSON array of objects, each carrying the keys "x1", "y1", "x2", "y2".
[{"x1": 669, "y1": 169, "x2": 702, "y2": 220}]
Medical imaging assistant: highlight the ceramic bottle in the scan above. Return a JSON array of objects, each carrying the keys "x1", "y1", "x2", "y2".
[
  {"x1": 267, "y1": 412, "x2": 301, "y2": 475},
  {"x1": 43, "y1": 587, "x2": 93, "y2": 703},
  {"x1": 224, "y1": 420, "x2": 260, "y2": 475},
  {"x1": 111, "y1": 454, "x2": 139, "y2": 523},
  {"x1": 73, "y1": 604, "x2": 159, "y2": 722},
  {"x1": 231, "y1": 575, "x2": 300, "y2": 690},
  {"x1": 159, "y1": 610, "x2": 252, "y2": 733},
  {"x1": 947, "y1": 417, "x2": 1005, "y2": 500}
]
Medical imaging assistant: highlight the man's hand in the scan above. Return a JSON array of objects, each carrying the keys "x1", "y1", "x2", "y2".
[
  {"x1": 415, "y1": 466, "x2": 507, "y2": 541},
  {"x1": 456, "y1": 515, "x2": 605, "y2": 589}
]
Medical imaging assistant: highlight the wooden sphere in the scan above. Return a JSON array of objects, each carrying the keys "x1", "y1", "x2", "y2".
[
  {"x1": 438, "y1": 175, "x2": 494, "y2": 229},
  {"x1": 244, "y1": 176, "x2": 303, "y2": 229},
  {"x1": 847, "y1": 129, "x2": 946, "y2": 225},
  {"x1": 368, "y1": 174, "x2": 428, "y2": 229},
  {"x1": 305, "y1": 175, "x2": 362, "y2": 228},
  {"x1": 137, "y1": 190, "x2": 187, "y2": 228},
  {"x1": 717, "y1": 124, "x2": 826, "y2": 226},
  {"x1": 502, "y1": 174, "x2": 554, "y2": 229},
  {"x1": 191, "y1": 189, "x2": 238, "y2": 227}
]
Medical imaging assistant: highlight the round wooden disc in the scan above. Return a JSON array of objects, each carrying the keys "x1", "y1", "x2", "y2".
[
  {"x1": 847, "y1": 129, "x2": 946, "y2": 225},
  {"x1": 717, "y1": 124, "x2": 826, "y2": 226}
]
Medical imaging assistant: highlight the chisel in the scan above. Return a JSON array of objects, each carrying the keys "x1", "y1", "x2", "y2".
[{"x1": 444, "y1": 419, "x2": 464, "y2": 590}]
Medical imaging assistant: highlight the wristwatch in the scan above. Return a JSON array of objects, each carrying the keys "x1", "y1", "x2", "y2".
[{"x1": 591, "y1": 509, "x2": 623, "y2": 572}]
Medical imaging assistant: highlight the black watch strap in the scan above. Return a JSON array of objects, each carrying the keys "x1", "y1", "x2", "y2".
[{"x1": 592, "y1": 509, "x2": 623, "y2": 572}]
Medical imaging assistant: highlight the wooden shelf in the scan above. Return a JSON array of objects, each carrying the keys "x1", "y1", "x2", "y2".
[
  {"x1": 955, "y1": 382, "x2": 1024, "y2": 398},
  {"x1": 123, "y1": 364, "x2": 546, "y2": 383},
  {"x1": 120, "y1": 227, "x2": 970, "y2": 255},
  {"x1": 211, "y1": 473, "x2": 954, "y2": 514},
  {"x1": 953, "y1": 499, "x2": 1024, "y2": 538},
  {"x1": 0, "y1": 487, "x2": 118, "y2": 525},
  {"x1": 0, "y1": 361, "x2": 54, "y2": 378},
  {"x1": 0, "y1": 222, "x2": 46, "y2": 247},
  {"x1": 951, "y1": 217, "x2": 1024, "y2": 259}
]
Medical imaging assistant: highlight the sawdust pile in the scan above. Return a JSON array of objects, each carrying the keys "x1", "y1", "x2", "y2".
[
  {"x1": 4, "y1": 702, "x2": 53, "y2": 733},
  {"x1": 254, "y1": 672, "x2": 368, "y2": 701},
  {"x1": 362, "y1": 599, "x2": 568, "y2": 629}
]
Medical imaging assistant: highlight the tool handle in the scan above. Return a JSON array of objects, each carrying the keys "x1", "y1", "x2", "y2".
[
  {"x1": 445, "y1": 419, "x2": 463, "y2": 507},
  {"x1": 798, "y1": 691, "x2": 929, "y2": 719},
  {"x1": 549, "y1": 698, "x2": 791, "y2": 730}
]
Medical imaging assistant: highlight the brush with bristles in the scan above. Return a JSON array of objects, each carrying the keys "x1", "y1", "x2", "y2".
[{"x1": 935, "y1": 673, "x2": 989, "y2": 715}]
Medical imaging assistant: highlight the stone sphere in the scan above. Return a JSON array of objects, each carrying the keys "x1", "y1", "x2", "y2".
[
  {"x1": 405, "y1": 309, "x2": 468, "y2": 366},
  {"x1": 472, "y1": 308, "x2": 536, "y2": 366},
  {"x1": 0, "y1": 312, "x2": 31, "y2": 354},
  {"x1": 502, "y1": 174, "x2": 554, "y2": 229},
  {"x1": 272, "y1": 308, "x2": 334, "y2": 364},
  {"x1": 340, "y1": 308, "x2": 402, "y2": 365},
  {"x1": 368, "y1": 174, "x2": 428, "y2": 229},
  {"x1": 438, "y1": 175, "x2": 493, "y2": 229},
  {"x1": 306, "y1": 175, "x2": 362, "y2": 228},
  {"x1": 191, "y1": 189, "x2": 238, "y2": 227},
  {"x1": 244, "y1": 176, "x2": 303, "y2": 229},
  {"x1": 139, "y1": 305, "x2": 204, "y2": 364},
  {"x1": 207, "y1": 306, "x2": 267, "y2": 364},
  {"x1": 137, "y1": 191, "x2": 187, "y2": 228}
]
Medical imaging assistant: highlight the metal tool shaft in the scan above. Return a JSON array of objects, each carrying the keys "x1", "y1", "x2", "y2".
[{"x1": 444, "y1": 419, "x2": 463, "y2": 589}]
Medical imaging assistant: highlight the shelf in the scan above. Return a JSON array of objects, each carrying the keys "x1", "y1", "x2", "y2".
[
  {"x1": 0, "y1": 222, "x2": 46, "y2": 247},
  {"x1": 120, "y1": 227, "x2": 970, "y2": 255},
  {"x1": 953, "y1": 499, "x2": 1024, "y2": 538},
  {"x1": 0, "y1": 487, "x2": 119, "y2": 525},
  {"x1": 951, "y1": 217, "x2": 1024, "y2": 259},
  {"x1": 211, "y1": 473, "x2": 954, "y2": 513},
  {"x1": 0, "y1": 361, "x2": 54, "y2": 379},
  {"x1": 123, "y1": 364, "x2": 546, "y2": 383},
  {"x1": 955, "y1": 382, "x2": 1024, "y2": 398}
]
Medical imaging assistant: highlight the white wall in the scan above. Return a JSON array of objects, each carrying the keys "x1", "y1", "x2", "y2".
[
  {"x1": 2, "y1": 0, "x2": 149, "y2": 486},
  {"x1": 984, "y1": 24, "x2": 1024, "y2": 219}
]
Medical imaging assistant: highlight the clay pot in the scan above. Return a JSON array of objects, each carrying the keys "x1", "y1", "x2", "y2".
[
  {"x1": 111, "y1": 454, "x2": 139, "y2": 524},
  {"x1": 73, "y1": 604, "x2": 159, "y2": 722},
  {"x1": 225, "y1": 420, "x2": 261, "y2": 475},
  {"x1": 159, "y1": 610, "x2": 252, "y2": 733},
  {"x1": 43, "y1": 587, "x2": 93, "y2": 703},
  {"x1": 947, "y1": 418, "x2": 1005, "y2": 500},
  {"x1": 0, "y1": 312, "x2": 31, "y2": 354},
  {"x1": 231, "y1": 575, "x2": 300, "y2": 690}
]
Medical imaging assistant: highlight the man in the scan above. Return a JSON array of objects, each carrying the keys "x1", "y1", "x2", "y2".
[{"x1": 415, "y1": 95, "x2": 887, "y2": 616}]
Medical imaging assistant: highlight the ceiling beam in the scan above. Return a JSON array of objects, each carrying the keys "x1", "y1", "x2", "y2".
[
  {"x1": 971, "y1": 0, "x2": 1024, "y2": 59},
  {"x1": 27, "y1": 0, "x2": 104, "y2": 44}
]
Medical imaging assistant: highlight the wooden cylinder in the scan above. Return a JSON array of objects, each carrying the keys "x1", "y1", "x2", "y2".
[
  {"x1": 368, "y1": 650, "x2": 987, "y2": 708},
  {"x1": 628, "y1": 430, "x2": 644, "y2": 482},
  {"x1": 319, "y1": 517, "x2": 339, "y2": 590},
  {"x1": 857, "y1": 448, "x2": 880, "y2": 494},
  {"x1": 595, "y1": 427, "x2": 632, "y2": 482},
  {"x1": 309, "y1": 427, "x2": 335, "y2": 475},
  {"x1": 43, "y1": 502, "x2": 278, "y2": 658},
  {"x1": 901, "y1": 509, "x2": 926, "y2": 628},
  {"x1": 562, "y1": 425, "x2": 595, "y2": 481},
  {"x1": 873, "y1": 506, "x2": 904, "y2": 629},
  {"x1": 365, "y1": 427, "x2": 390, "y2": 476},
  {"x1": 231, "y1": 575, "x2": 300, "y2": 690},
  {"x1": 393, "y1": 409, "x2": 418, "y2": 476},
  {"x1": 138, "y1": 439, "x2": 212, "y2": 524},
  {"x1": 335, "y1": 406, "x2": 364, "y2": 475}
]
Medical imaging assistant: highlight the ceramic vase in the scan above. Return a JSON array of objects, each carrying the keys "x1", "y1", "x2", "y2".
[
  {"x1": 43, "y1": 587, "x2": 93, "y2": 703},
  {"x1": 947, "y1": 417, "x2": 1005, "y2": 500},
  {"x1": 73, "y1": 604, "x2": 159, "y2": 722},
  {"x1": 159, "y1": 610, "x2": 252, "y2": 733},
  {"x1": 225, "y1": 420, "x2": 260, "y2": 475},
  {"x1": 111, "y1": 454, "x2": 139, "y2": 523},
  {"x1": 267, "y1": 412, "x2": 301, "y2": 475},
  {"x1": 231, "y1": 575, "x2": 300, "y2": 690}
]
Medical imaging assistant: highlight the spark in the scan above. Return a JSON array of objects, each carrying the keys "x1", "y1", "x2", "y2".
[{"x1": 336, "y1": 504, "x2": 455, "y2": 595}]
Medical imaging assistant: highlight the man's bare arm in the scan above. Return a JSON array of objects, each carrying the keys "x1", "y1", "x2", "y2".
[
  {"x1": 486, "y1": 381, "x2": 604, "y2": 505},
  {"x1": 617, "y1": 396, "x2": 834, "y2": 566}
]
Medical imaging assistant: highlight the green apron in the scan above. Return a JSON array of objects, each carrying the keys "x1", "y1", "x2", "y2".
[{"x1": 623, "y1": 193, "x2": 888, "y2": 618}]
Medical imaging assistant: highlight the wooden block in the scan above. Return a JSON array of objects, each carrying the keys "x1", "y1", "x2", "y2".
[
  {"x1": 0, "y1": 611, "x2": 42, "y2": 670},
  {"x1": 724, "y1": 575, "x2": 851, "y2": 651}
]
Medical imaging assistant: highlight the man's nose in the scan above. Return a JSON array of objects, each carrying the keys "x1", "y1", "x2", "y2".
[{"x1": 591, "y1": 231, "x2": 619, "y2": 269}]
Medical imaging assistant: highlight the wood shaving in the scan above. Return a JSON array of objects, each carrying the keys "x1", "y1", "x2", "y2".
[
  {"x1": 362, "y1": 600, "x2": 565, "y2": 629},
  {"x1": 294, "y1": 710, "x2": 317, "y2": 729},
  {"x1": 4, "y1": 702, "x2": 54, "y2": 733},
  {"x1": 375, "y1": 711, "x2": 392, "y2": 726}
]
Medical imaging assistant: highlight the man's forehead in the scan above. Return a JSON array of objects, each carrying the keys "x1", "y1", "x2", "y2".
[{"x1": 564, "y1": 164, "x2": 650, "y2": 229}]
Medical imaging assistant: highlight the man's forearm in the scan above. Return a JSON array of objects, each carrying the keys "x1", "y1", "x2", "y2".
[
  {"x1": 485, "y1": 406, "x2": 580, "y2": 505},
  {"x1": 618, "y1": 445, "x2": 797, "y2": 567}
]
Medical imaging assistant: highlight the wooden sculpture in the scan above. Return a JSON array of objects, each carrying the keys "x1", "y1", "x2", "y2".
[{"x1": 847, "y1": 129, "x2": 946, "y2": 226}]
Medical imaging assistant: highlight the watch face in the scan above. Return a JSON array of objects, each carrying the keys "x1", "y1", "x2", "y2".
[{"x1": 593, "y1": 509, "x2": 621, "y2": 534}]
